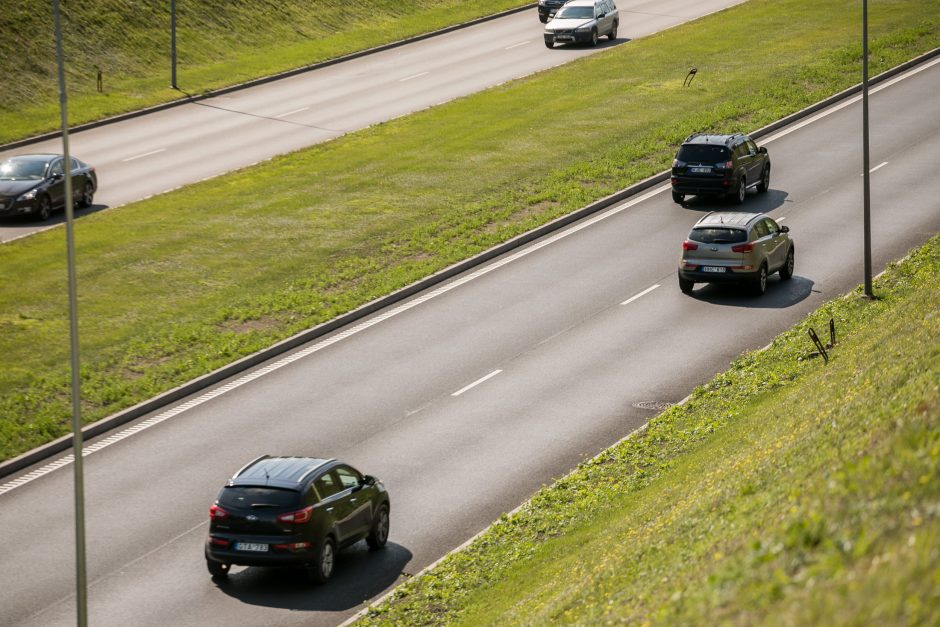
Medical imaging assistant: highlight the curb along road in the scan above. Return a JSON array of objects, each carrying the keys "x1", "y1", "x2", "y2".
[{"x1": 1, "y1": 48, "x2": 937, "y2": 481}]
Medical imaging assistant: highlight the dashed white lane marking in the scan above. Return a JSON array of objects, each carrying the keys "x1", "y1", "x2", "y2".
[
  {"x1": 275, "y1": 107, "x2": 310, "y2": 119},
  {"x1": 620, "y1": 284, "x2": 660, "y2": 306},
  {"x1": 400, "y1": 71, "x2": 430, "y2": 82},
  {"x1": 0, "y1": 183, "x2": 669, "y2": 496},
  {"x1": 121, "y1": 148, "x2": 166, "y2": 162},
  {"x1": 451, "y1": 370, "x2": 503, "y2": 397},
  {"x1": 505, "y1": 41, "x2": 530, "y2": 50},
  {"x1": 870, "y1": 161, "x2": 888, "y2": 173}
]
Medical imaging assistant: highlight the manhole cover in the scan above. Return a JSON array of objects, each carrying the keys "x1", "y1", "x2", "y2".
[{"x1": 632, "y1": 401, "x2": 675, "y2": 411}]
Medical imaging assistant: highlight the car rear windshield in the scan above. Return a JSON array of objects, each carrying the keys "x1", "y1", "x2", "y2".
[
  {"x1": 690, "y1": 227, "x2": 747, "y2": 244},
  {"x1": 677, "y1": 145, "x2": 730, "y2": 163},
  {"x1": 218, "y1": 486, "x2": 300, "y2": 510}
]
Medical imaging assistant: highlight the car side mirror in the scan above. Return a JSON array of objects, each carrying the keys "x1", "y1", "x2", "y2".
[
  {"x1": 362, "y1": 475, "x2": 377, "y2": 487},
  {"x1": 758, "y1": 147, "x2": 768, "y2": 154},
  {"x1": 781, "y1": 225, "x2": 790, "y2": 233},
  {"x1": 51, "y1": 173, "x2": 64, "y2": 180}
]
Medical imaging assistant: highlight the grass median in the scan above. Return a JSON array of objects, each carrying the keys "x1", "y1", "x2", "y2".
[
  {"x1": 1, "y1": 0, "x2": 939, "y2": 462},
  {"x1": 358, "y1": 235, "x2": 940, "y2": 625},
  {"x1": 0, "y1": 0, "x2": 526, "y2": 144}
]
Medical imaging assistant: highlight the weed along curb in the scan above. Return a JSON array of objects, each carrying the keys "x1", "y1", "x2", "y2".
[{"x1": 2, "y1": 49, "x2": 938, "y2": 480}]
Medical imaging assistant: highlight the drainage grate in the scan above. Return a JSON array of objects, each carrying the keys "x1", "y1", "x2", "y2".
[{"x1": 632, "y1": 401, "x2": 675, "y2": 411}]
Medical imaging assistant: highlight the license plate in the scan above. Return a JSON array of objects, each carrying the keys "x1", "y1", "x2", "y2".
[
  {"x1": 690, "y1": 166, "x2": 711, "y2": 173},
  {"x1": 557, "y1": 36, "x2": 573, "y2": 40},
  {"x1": 235, "y1": 542, "x2": 269, "y2": 552},
  {"x1": 702, "y1": 266, "x2": 726, "y2": 273}
]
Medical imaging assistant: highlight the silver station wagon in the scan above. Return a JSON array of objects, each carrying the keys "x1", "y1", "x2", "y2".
[{"x1": 678, "y1": 212, "x2": 794, "y2": 295}]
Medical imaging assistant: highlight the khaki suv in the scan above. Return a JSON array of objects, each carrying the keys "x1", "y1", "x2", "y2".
[
  {"x1": 671, "y1": 133, "x2": 770, "y2": 205},
  {"x1": 678, "y1": 212, "x2": 793, "y2": 295}
]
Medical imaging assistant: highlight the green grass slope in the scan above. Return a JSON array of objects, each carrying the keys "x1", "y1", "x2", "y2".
[
  {"x1": 358, "y1": 236, "x2": 940, "y2": 626},
  {"x1": 0, "y1": 0, "x2": 938, "y2": 461},
  {"x1": 0, "y1": 0, "x2": 524, "y2": 144}
]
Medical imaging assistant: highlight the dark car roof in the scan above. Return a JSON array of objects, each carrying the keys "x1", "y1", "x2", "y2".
[
  {"x1": 4, "y1": 154, "x2": 59, "y2": 163},
  {"x1": 694, "y1": 212, "x2": 763, "y2": 228},
  {"x1": 229, "y1": 456, "x2": 335, "y2": 490},
  {"x1": 681, "y1": 133, "x2": 746, "y2": 147}
]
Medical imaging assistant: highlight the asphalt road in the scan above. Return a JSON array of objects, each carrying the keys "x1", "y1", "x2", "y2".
[
  {"x1": 1, "y1": 54, "x2": 938, "y2": 626},
  {"x1": 0, "y1": 0, "x2": 746, "y2": 244}
]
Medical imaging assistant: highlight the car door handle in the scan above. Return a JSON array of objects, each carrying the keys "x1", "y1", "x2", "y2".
[
  {"x1": 350, "y1": 498, "x2": 357, "y2": 503},
  {"x1": 326, "y1": 507, "x2": 334, "y2": 512}
]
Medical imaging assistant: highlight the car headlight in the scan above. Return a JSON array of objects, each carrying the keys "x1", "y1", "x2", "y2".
[{"x1": 17, "y1": 189, "x2": 37, "y2": 201}]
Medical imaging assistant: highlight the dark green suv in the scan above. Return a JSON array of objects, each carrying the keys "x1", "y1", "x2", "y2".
[{"x1": 670, "y1": 133, "x2": 770, "y2": 205}]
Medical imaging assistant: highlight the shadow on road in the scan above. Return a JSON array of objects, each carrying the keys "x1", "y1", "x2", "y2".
[
  {"x1": 213, "y1": 541, "x2": 412, "y2": 613},
  {"x1": 679, "y1": 188, "x2": 790, "y2": 215},
  {"x1": 687, "y1": 275, "x2": 815, "y2": 309},
  {"x1": 0, "y1": 202, "x2": 110, "y2": 242}
]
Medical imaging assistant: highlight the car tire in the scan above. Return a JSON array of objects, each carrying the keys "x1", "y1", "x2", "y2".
[
  {"x1": 366, "y1": 504, "x2": 390, "y2": 550},
  {"x1": 734, "y1": 176, "x2": 747, "y2": 205},
  {"x1": 757, "y1": 166, "x2": 770, "y2": 193},
  {"x1": 545, "y1": 38, "x2": 554, "y2": 48},
  {"x1": 590, "y1": 29, "x2": 598, "y2": 46},
  {"x1": 751, "y1": 263, "x2": 768, "y2": 296},
  {"x1": 308, "y1": 536, "x2": 335, "y2": 584},
  {"x1": 678, "y1": 276, "x2": 694, "y2": 294},
  {"x1": 79, "y1": 181, "x2": 95, "y2": 208},
  {"x1": 206, "y1": 559, "x2": 230, "y2": 579},
  {"x1": 672, "y1": 191, "x2": 685, "y2": 205},
  {"x1": 779, "y1": 246, "x2": 794, "y2": 280},
  {"x1": 609, "y1": 22, "x2": 618, "y2": 40},
  {"x1": 35, "y1": 195, "x2": 52, "y2": 221}
]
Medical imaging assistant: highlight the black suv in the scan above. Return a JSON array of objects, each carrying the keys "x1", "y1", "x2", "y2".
[
  {"x1": 670, "y1": 133, "x2": 770, "y2": 205},
  {"x1": 205, "y1": 456, "x2": 390, "y2": 583},
  {"x1": 538, "y1": 0, "x2": 570, "y2": 22}
]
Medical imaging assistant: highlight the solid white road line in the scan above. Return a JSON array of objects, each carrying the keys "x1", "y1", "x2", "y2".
[
  {"x1": 452, "y1": 370, "x2": 503, "y2": 397},
  {"x1": 275, "y1": 107, "x2": 310, "y2": 119},
  {"x1": 122, "y1": 148, "x2": 166, "y2": 162},
  {"x1": 400, "y1": 71, "x2": 430, "y2": 82},
  {"x1": 620, "y1": 284, "x2": 660, "y2": 306}
]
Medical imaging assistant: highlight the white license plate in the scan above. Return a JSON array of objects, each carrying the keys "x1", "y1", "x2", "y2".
[
  {"x1": 235, "y1": 542, "x2": 269, "y2": 552},
  {"x1": 702, "y1": 266, "x2": 726, "y2": 273},
  {"x1": 690, "y1": 167, "x2": 711, "y2": 173}
]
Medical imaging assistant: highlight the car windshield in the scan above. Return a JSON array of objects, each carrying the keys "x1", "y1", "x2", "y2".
[
  {"x1": 218, "y1": 486, "x2": 300, "y2": 509},
  {"x1": 677, "y1": 145, "x2": 730, "y2": 164},
  {"x1": 555, "y1": 6, "x2": 594, "y2": 19},
  {"x1": 0, "y1": 159, "x2": 47, "y2": 180},
  {"x1": 690, "y1": 227, "x2": 748, "y2": 244}
]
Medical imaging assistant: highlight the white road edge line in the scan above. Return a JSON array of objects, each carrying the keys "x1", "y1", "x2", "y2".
[
  {"x1": 400, "y1": 71, "x2": 429, "y2": 82},
  {"x1": 121, "y1": 148, "x2": 166, "y2": 162},
  {"x1": 4, "y1": 56, "x2": 935, "y2": 496},
  {"x1": 620, "y1": 284, "x2": 660, "y2": 306},
  {"x1": 505, "y1": 41, "x2": 530, "y2": 50},
  {"x1": 451, "y1": 370, "x2": 503, "y2": 397},
  {"x1": 275, "y1": 107, "x2": 310, "y2": 119},
  {"x1": 870, "y1": 161, "x2": 889, "y2": 173}
]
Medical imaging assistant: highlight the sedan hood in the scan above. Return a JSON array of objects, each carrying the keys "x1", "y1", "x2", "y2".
[
  {"x1": 545, "y1": 18, "x2": 593, "y2": 32},
  {"x1": 0, "y1": 180, "x2": 39, "y2": 197}
]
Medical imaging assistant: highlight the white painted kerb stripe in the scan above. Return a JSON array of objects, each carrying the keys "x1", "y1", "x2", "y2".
[
  {"x1": 621, "y1": 284, "x2": 660, "y2": 306},
  {"x1": 451, "y1": 370, "x2": 503, "y2": 397}
]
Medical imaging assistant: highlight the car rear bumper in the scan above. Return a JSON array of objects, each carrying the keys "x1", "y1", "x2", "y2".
[
  {"x1": 671, "y1": 176, "x2": 734, "y2": 196},
  {"x1": 206, "y1": 537, "x2": 317, "y2": 567},
  {"x1": 678, "y1": 267, "x2": 759, "y2": 283}
]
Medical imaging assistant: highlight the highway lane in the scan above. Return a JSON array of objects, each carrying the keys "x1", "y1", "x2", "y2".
[
  {"x1": 0, "y1": 0, "x2": 746, "y2": 243},
  {"x1": 2, "y1": 57, "x2": 938, "y2": 626}
]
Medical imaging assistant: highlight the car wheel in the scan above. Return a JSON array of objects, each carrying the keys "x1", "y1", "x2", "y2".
[
  {"x1": 751, "y1": 264, "x2": 768, "y2": 295},
  {"x1": 35, "y1": 195, "x2": 52, "y2": 221},
  {"x1": 757, "y1": 166, "x2": 770, "y2": 193},
  {"x1": 308, "y1": 536, "x2": 335, "y2": 584},
  {"x1": 590, "y1": 29, "x2": 598, "y2": 46},
  {"x1": 678, "y1": 276, "x2": 694, "y2": 294},
  {"x1": 80, "y1": 181, "x2": 95, "y2": 208},
  {"x1": 779, "y1": 246, "x2": 794, "y2": 280},
  {"x1": 734, "y1": 177, "x2": 747, "y2": 205},
  {"x1": 544, "y1": 38, "x2": 554, "y2": 49},
  {"x1": 207, "y1": 559, "x2": 230, "y2": 579},
  {"x1": 672, "y1": 191, "x2": 685, "y2": 205},
  {"x1": 609, "y1": 22, "x2": 618, "y2": 40},
  {"x1": 366, "y1": 504, "x2": 390, "y2": 550}
]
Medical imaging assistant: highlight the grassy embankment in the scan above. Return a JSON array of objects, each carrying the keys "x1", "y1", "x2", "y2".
[
  {"x1": 1, "y1": 0, "x2": 938, "y2": 461},
  {"x1": 0, "y1": 0, "x2": 525, "y2": 144},
  {"x1": 357, "y1": 237, "x2": 940, "y2": 625}
]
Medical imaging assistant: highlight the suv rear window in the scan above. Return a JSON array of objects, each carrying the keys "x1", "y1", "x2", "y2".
[
  {"x1": 677, "y1": 145, "x2": 730, "y2": 163},
  {"x1": 218, "y1": 486, "x2": 300, "y2": 509},
  {"x1": 690, "y1": 227, "x2": 747, "y2": 244}
]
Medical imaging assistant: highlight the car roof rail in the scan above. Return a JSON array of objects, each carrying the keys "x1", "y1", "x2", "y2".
[
  {"x1": 232, "y1": 454, "x2": 270, "y2": 479},
  {"x1": 298, "y1": 458, "x2": 337, "y2": 484}
]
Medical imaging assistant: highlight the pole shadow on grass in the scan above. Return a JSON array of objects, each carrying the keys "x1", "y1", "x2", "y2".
[{"x1": 212, "y1": 541, "x2": 412, "y2": 613}]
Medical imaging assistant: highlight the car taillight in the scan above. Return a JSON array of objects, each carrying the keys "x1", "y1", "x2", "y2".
[
  {"x1": 682, "y1": 240, "x2": 698, "y2": 251},
  {"x1": 277, "y1": 505, "x2": 314, "y2": 524},
  {"x1": 731, "y1": 243, "x2": 755, "y2": 253},
  {"x1": 720, "y1": 160, "x2": 733, "y2": 169},
  {"x1": 209, "y1": 504, "x2": 229, "y2": 521},
  {"x1": 208, "y1": 536, "x2": 231, "y2": 547},
  {"x1": 273, "y1": 541, "x2": 311, "y2": 552}
]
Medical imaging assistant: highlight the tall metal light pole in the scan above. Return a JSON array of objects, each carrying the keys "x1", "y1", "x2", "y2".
[
  {"x1": 52, "y1": 1, "x2": 88, "y2": 625},
  {"x1": 171, "y1": 0, "x2": 178, "y2": 89},
  {"x1": 862, "y1": 0, "x2": 874, "y2": 297}
]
